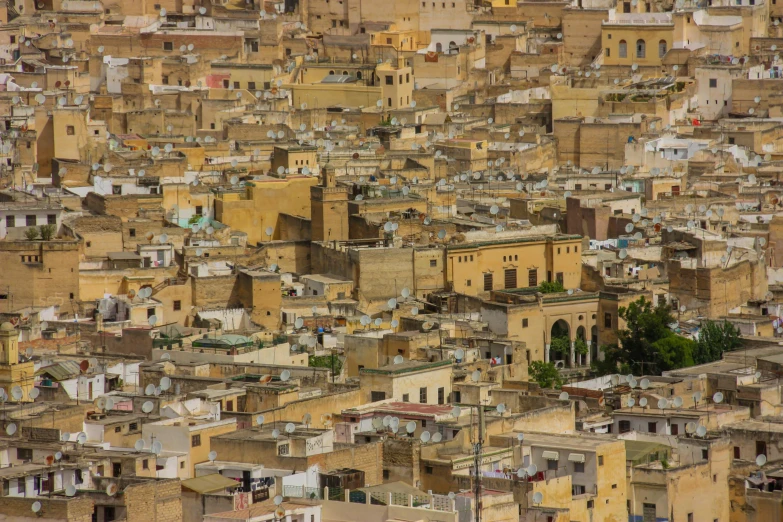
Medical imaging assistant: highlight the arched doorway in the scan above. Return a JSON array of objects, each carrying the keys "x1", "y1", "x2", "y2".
[
  {"x1": 591, "y1": 325, "x2": 598, "y2": 362},
  {"x1": 576, "y1": 326, "x2": 587, "y2": 366},
  {"x1": 550, "y1": 319, "x2": 570, "y2": 366}
]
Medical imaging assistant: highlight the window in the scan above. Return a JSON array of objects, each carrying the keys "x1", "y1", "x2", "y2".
[
  {"x1": 383, "y1": 470, "x2": 390, "y2": 480},
  {"x1": 129, "y1": 422, "x2": 138, "y2": 431},
  {"x1": 47, "y1": 214, "x2": 56, "y2": 225},
  {"x1": 466, "y1": 280, "x2": 471, "y2": 287},
  {"x1": 734, "y1": 446, "x2": 740, "y2": 459},
  {"x1": 636, "y1": 39, "x2": 646, "y2": 58},
  {"x1": 173, "y1": 300, "x2": 181, "y2": 311},
  {"x1": 547, "y1": 459, "x2": 557, "y2": 471},
  {"x1": 129, "y1": 228, "x2": 136, "y2": 238},
  {"x1": 619, "y1": 40, "x2": 627, "y2": 58},
  {"x1": 66, "y1": 125, "x2": 75, "y2": 135},
  {"x1": 278, "y1": 444, "x2": 290, "y2": 456},
  {"x1": 671, "y1": 423, "x2": 679, "y2": 435},
  {"x1": 6, "y1": 215, "x2": 14, "y2": 228},
  {"x1": 112, "y1": 462, "x2": 122, "y2": 477},
  {"x1": 504, "y1": 268, "x2": 517, "y2": 289},
  {"x1": 757, "y1": 440, "x2": 767, "y2": 457},
  {"x1": 371, "y1": 391, "x2": 386, "y2": 402},
  {"x1": 248, "y1": 82, "x2": 256, "y2": 90},
  {"x1": 709, "y1": 78, "x2": 717, "y2": 88},
  {"x1": 484, "y1": 273, "x2": 493, "y2": 291},
  {"x1": 658, "y1": 40, "x2": 667, "y2": 58},
  {"x1": 425, "y1": 466, "x2": 433, "y2": 474},
  {"x1": 523, "y1": 318, "x2": 529, "y2": 328},
  {"x1": 572, "y1": 484, "x2": 586, "y2": 495},
  {"x1": 587, "y1": 499, "x2": 594, "y2": 509},
  {"x1": 26, "y1": 215, "x2": 36, "y2": 226},
  {"x1": 226, "y1": 400, "x2": 233, "y2": 411},
  {"x1": 619, "y1": 420, "x2": 631, "y2": 433},
  {"x1": 438, "y1": 387, "x2": 445, "y2": 404},
  {"x1": 402, "y1": 393, "x2": 409, "y2": 402},
  {"x1": 17, "y1": 448, "x2": 33, "y2": 460},
  {"x1": 687, "y1": 514, "x2": 693, "y2": 522},
  {"x1": 702, "y1": 449, "x2": 709, "y2": 460},
  {"x1": 604, "y1": 312, "x2": 612, "y2": 328},
  {"x1": 114, "y1": 426, "x2": 121, "y2": 433},
  {"x1": 430, "y1": 259, "x2": 437, "y2": 267},
  {"x1": 606, "y1": 48, "x2": 610, "y2": 57},
  {"x1": 191, "y1": 434, "x2": 201, "y2": 447},
  {"x1": 556, "y1": 272, "x2": 564, "y2": 284},
  {"x1": 385, "y1": 75, "x2": 394, "y2": 85},
  {"x1": 420, "y1": 387, "x2": 427, "y2": 403},
  {"x1": 574, "y1": 461, "x2": 584, "y2": 473},
  {"x1": 647, "y1": 422, "x2": 657, "y2": 433},
  {"x1": 598, "y1": 455, "x2": 604, "y2": 466},
  {"x1": 195, "y1": 205, "x2": 203, "y2": 215},
  {"x1": 142, "y1": 459, "x2": 149, "y2": 470},
  {"x1": 163, "y1": 41, "x2": 173, "y2": 51},
  {"x1": 528, "y1": 269, "x2": 537, "y2": 287}
]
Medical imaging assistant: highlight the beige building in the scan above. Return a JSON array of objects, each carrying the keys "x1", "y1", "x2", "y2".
[{"x1": 359, "y1": 360, "x2": 453, "y2": 404}]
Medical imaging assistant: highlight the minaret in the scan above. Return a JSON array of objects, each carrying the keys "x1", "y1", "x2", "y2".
[
  {"x1": 0, "y1": 322, "x2": 34, "y2": 401},
  {"x1": 310, "y1": 163, "x2": 350, "y2": 242}
]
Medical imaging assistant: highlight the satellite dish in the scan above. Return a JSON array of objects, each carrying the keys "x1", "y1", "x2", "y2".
[
  {"x1": 471, "y1": 370, "x2": 481, "y2": 382},
  {"x1": 420, "y1": 431, "x2": 431, "y2": 443},
  {"x1": 106, "y1": 484, "x2": 119, "y2": 496},
  {"x1": 134, "y1": 439, "x2": 144, "y2": 451},
  {"x1": 432, "y1": 432, "x2": 442, "y2": 442},
  {"x1": 640, "y1": 379, "x2": 650, "y2": 390},
  {"x1": 757, "y1": 454, "x2": 768, "y2": 466},
  {"x1": 29, "y1": 388, "x2": 40, "y2": 400},
  {"x1": 713, "y1": 392, "x2": 724, "y2": 404},
  {"x1": 77, "y1": 432, "x2": 87, "y2": 444},
  {"x1": 285, "y1": 422, "x2": 296, "y2": 433},
  {"x1": 145, "y1": 384, "x2": 155, "y2": 395},
  {"x1": 628, "y1": 398, "x2": 636, "y2": 407},
  {"x1": 6, "y1": 423, "x2": 17, "y2": 436},
  {"x1": 32, "y1": 501, "x2": 42, "y2": 513},
  {"x1": 639, "y1": 398, "x2": 648, "y2": 407},
  {"x1": 280, "y1": 370, "x2": 291, "y2": 382},
  {"x1": 274, "y1": 495, "x2": 284, "y2": 506},
  {"x1": 62, "y1": 432, "x2": 71, "y2": 442},
  {"x1": 65, "y1": 485, "x2": 77, "y2": 497},
  {"x1": 160, "y1": 377, "x2": 171, "y2": 391},
  {"x1": 451, "y1": 406, "x2": 461, "y2": 417},
  {"x1": 693, "y1": 391, "x2": 702, "y2": 402},
  {"x1": 142, "y1": 401, "x2": 154, "y2": 413},
  {"x1": 559, "y1": 392, "x2": 569, "y2": 401},
  {"x1": 406, "y1": 421, "x2": 416, "y2": 433},
  {"x1": 11, "y1": 386, "x2": 23, "y2": 400},
  {"x1": 696, "y1": 426, "x2": 707, "y2": 437},
  {"x1": 532, "y1": 492, "x2": 543, "y2": 505},
  {"x1": 393, "y1": 355, "x2": 404, "y2": 364},
  {"x1": 496, "y1": 403, "x2": 506, "y2": 413},
  {"x1": 657, "y1": 398, "x2": 668, "y2": 409},
  {"x1": 455, "y1": 348, "x2": 465, "y2": 360},
  {"x1": 685, "y1": 422, "x2": 696, "y2": 434},
  {"x1": 151, "y1": 441, "x2": 163, "y2": 454},
  {"x1": 208, "y1": 451, "x2": 218, "y2": 462},
  {"x1": 295, "y1": 318, "x2": 304, "y2": 329},
  {"x1": 272, "y1": 429, "x2": 280, "y2": 439},
  {"x1": 673, "y1": 396, "x2": 683, "y2": 408}
]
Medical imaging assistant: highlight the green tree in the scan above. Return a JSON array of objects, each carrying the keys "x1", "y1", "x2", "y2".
[
  {"x1": 24, "y1": 227, "x2": 39, "y2": 240},
  {"x1": 574, "y1": 338, "x2": 588, "y2": 355},
  {"x1": 549, "y1": 336, "x2": 571, "y2": 356},
  {"x1": 528, "y1": 361, "x2": 563, "y2": 389},
  {"x1": 694, "y1": 320, "x2": 742, "y2": 364},
  {"x1": 614, "y1": 297, "x2": 677, "y2": 374},
  {"x1": 39, "y1": 224, "x2": 55, "y2": 241},
  {"x1": 651, "y1": 335, "x2": 696, "y2": 371},
  {"x1": 539, "y1": 280, "x2": 565, "y2": 293}
]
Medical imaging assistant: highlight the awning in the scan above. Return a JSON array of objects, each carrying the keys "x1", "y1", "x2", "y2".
[
  {"x1": 568, "y1": 453, "x2": 586, "y2": 463},
  {"x1": 542, "y1": 450, "x2": 559, "y2": 460}
]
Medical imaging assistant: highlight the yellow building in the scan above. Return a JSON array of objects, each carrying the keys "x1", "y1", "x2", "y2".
[
  {"x1": 602, "y1": 13, "x2": 674, "y2": 67},
  {"x1": 215, "y1": 174, "x2": 318, "y2": 244},
  {"x1": 446, "y1": 234, "x2": 582, "y2": 297},
  {"x1": 0, "y1": 323, "x2": 34, "y2": 401},
  {"x1": 271, "y1": 145, "x2": 318, "y2": 176},
  {"x1": 287, "y1": 63, "x2": 414, "y2": 110},
  {"x1": 359, "y1": 360, "x2": 453, "y2": 404},
  {"x1": 434, "y1": 139, "x2": 488, "y2": 173}
]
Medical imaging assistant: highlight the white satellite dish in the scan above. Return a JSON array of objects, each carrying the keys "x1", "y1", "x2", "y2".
[
  {"x1": 420, "y1": 431, "x2": 431, "y2": 443},
  {"x1": 406, "y1": 421, "x2": 416, "y2": 433},
  {"x1": 757, "y1": 454, "x2": 768, "y2": 466},
  {"x1": 713, "y1": 392, "x2": 724, "y2": 403},
  {"x1": 532, "y1": 492, "x2": 543, "y2": 505},
  {"x1": 285, "y1": 422, "x2": 296, "y2": 433},
  {"x1": 393, "y1": 355, "x2": 404, "y2": 364},
  {"x1": 280, "y1": 370, "x2": 291, "y2": 382},
  {"x1": 141, "y1": 401, "x2": 154, "y2": 413},
  {"x1": 696, "y1": 425, "x2": 707, "y2": 437},
  {"x1": 134, "y1": 439, "x2": 145, "y2": 451},
  {"x1": 208, "y1": 451, "x2": 217, "y2": 462},
  {"x1": 496, "y1": 403, "x2": 506, "y2": 413},
  {"x1": 639, "y1": 398, "x2": 648, "y2": 407}
]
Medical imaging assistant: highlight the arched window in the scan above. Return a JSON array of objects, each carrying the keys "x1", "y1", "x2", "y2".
[
  {"x1": 448, "y1": 40, "x2": 458, "y2": 53},
  {"x1": 342, "y1": 70, "x2": 348, "y2": 75},
  {"x1": 435, "y1": 42, "x2": 443, "y2": 53},
  {"x1": 619, "y1": 40, "x2": 627, "y2": 58},
  {"x1": 636, "y1": 39, "x2": 646, "y2": 58},
  {"x1": 356, "y1": 71, "x2": 362, "y2": 79},
  {"x1": 658, "y1": 39, "x2": 667, "y2": 58},
  {"x1": 329, "y1": 70, "x2": 335, "y2": 75}
]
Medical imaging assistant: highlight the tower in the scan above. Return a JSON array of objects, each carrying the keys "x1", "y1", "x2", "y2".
[
  {"x1": 310, "y1": 163, "x2": 350, "y2": 242},
  {"x1": 0, "y1": 322, "x2": 34, "y2": 400}
]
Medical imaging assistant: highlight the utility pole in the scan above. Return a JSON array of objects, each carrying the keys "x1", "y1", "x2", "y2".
[{"x1": 473, "y1": 404, "x2": 484, "y2": 522}]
